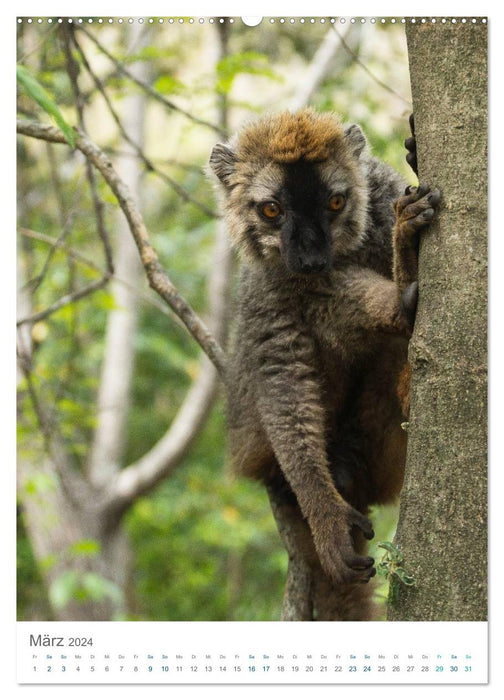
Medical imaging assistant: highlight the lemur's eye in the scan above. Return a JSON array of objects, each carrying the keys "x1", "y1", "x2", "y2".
[
  {"x1": 259, "y1": 201, "x2": 282, "y2": 219},
  {"x1": 329, "y1": 194, "x2": 346, "y2": 211}
]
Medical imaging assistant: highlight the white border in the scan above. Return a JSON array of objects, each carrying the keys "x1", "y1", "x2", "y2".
[{"x1": 6, "y1": 3, "x2": 502, "y2": 698}]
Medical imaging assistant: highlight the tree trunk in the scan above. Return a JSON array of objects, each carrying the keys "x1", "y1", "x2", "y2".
[
  {"x1": 18, "y1": 449, "x2": 128, "y2": 620},
  {"x1": 388, "y1": 20, "x2": 487, "y2": 621},
  {"x1": 88, "y1": 21, "x2": 147, "y2": 486}
]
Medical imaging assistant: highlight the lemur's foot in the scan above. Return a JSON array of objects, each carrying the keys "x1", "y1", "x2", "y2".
[{"x1": 405, "y1": 113, "x2": 418, "y2": 176}]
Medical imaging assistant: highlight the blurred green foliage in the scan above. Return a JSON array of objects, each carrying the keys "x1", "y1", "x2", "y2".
[
  {"x1": 127, "y1": 404, "x2": 286, "y2": 621},
  {"x1": 17, "y1": 18, "x2": 410, "y2": 621}
]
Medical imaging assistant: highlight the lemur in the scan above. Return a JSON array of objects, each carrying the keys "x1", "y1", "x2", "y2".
[{"x1": 209, "y1": 109, "x2": 439, "y2": 619}]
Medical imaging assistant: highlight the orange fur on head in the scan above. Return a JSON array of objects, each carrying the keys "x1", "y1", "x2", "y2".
[{"x1": 235, "y1": 108, "x2": 345, "y2": 163}]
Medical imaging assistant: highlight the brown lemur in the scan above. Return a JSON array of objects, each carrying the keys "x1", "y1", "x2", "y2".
[{"x1": 209, "y1": 108, "x2": 439, "y2": 620}]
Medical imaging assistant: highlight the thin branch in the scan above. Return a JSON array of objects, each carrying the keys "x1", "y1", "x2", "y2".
[
  {"x1": 331, "y1": 25, "x2": 411, "y2": 107},
  {"x1": 17, "y1": 118, "x2": 227, "y2": 376},
  {"x1": 25, "y1": 163, "x2": 88, "y2": 296},
  {"x1": 26, "y1": 205, "x2": 76, "y2": 295},
  {"x1": 20, "y1": 227, "x2": 105, "y2": 273},
  {"x1": 105, "y1": 148, "x2": 207, "y2": 174},
  {"x1": 216, "y1": 20, "x2": 230, "y2": 134},
  {"x1": 62, "y1": 25, "x2": 114, "y2": 274},
  {"x1": 76, "y1": 24, "x2": 226, "y2": 138},
  {"x1": 17, "y1": 274, "x2": 112, "y2": 327},
  {"x1": 101, "y1": 355, "x2": 219, "y2": 515},
  {"x1": 19, "y1": 226, "x2": 182, "y2": 320},
  {"x1": 17, "y1": 348, "x2": 93, "y2": 511},
  {"x1": 70, "y1": 29, "x2": 218, "y2": 219},
  {"x1": 288, "y1": 24, "x2": 353, "y2": 111},
  {"x1": 46, "y1": 141, "x2": 68, "y2": 229}
]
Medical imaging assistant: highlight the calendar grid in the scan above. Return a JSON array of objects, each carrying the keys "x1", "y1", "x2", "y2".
[{"x1": 17, "y1": 621, "x2": 488, "y2": 684}]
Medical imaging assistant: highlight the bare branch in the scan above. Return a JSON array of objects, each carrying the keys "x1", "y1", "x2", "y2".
[
  {"x1": 20, "y1": 227, "x2": 104, "y2": 273},
  {"x1": 62, "y1": 25, "x2": 115, "y2": 273},
  {"x1": 17, "y1": 351, "x2": 93, "y2": 510},
  {"x1": 19, "y1": 226, "x2": 180, "y2": 319},
  {"x1": 102, "y1": 355, "x2": 219, "y2": 514},
  {"x1": 17, "y1": 274, "x2": 112, "y2": 327},
  {"x1": 17, "y1": 118, "x2": 227, "y2": 376},
  {"x1": 76, "y1": 24, "x2": 226, "y2": 138},
  {"x1": 25, "y1": 188, "x2": 79, "y2": 295},
  {"x1": 331, "y1": 24, "x2": 411, "y2": 107},
  {"x1": 70, "y1": 29, "x2": 218, "y2": 219},
  {"x1": 288, "y1": 24, "x2": 353, "y2": 111},
  {"x1": 106, "y1": 149, "x2": 207, "y2": 175}
]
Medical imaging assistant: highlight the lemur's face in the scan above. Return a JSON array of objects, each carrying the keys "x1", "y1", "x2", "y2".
[{"x1": 209, "y1": 110, "x2": 369, "y2": 275}]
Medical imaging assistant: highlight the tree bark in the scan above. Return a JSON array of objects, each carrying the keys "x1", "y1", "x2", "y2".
[
  {"x1": 388, "y1": 20, "x2": 487, "y2": 621},
  {"x1": 18, "y1": 455, "x2": 128, "y2": 620}
]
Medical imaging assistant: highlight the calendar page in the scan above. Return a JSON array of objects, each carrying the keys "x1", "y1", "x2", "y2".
[
  {"x1": 14, "y1": 4, "x2": 489, "y2": 691},
  {"x1": 16, "y1": 621, "x2": 487, "y2": 683}
]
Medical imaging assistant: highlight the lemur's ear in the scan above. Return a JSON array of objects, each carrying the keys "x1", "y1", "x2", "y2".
[
  {"x1": 343, "y1": 124, "x2": 368, "y2": 159},
  {"x1": 209, "y1": 143, "x2": 237, "y2": 188}
]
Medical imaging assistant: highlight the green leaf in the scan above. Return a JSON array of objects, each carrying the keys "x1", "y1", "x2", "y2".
[
  {"x1": 152, "y1": 74, "x2": 184, "y2": 95},
  {"x1": 121, "y1": 45, "x2": 179, "y2": 64},
  {"x1": 17, "y1": 64, "x2": 76, "y2": 148},
  {"x1": 39, "y1": 554, "x2": 58, "y2": 572},
  {"x1": 376, "y1": 562, "x2": 389, "y2": 578},
  {"x1": 388, "y1": 579, "x2": 400, "y2": 605},
  {"x1": 377, "y1": 540, "x2": 404, "y2": 562},
  {"x1": 377, "y1": 540, "x2": 398, "y2": 554},
  {"x1": 216, "y1": 51, "x2": 281, "y2": 95},
  {"x1": 394, "y1": 568, "x2": 416, "y2": 586},
  {"x1": 49, "y1": 571, "x2": 79, "y2": 610},
  {"x1": 68, "y1": 539, "x2": 101, "y2": 558},
  {"x1": 23, "y1": 472, "x2": 57, "y2": 496},
  {"x1": 49, "y1": 570, "x2": 123, "y2": 609},
  {"x1": 81, "y1": 573, "x2": 123, "y2": 604}
]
